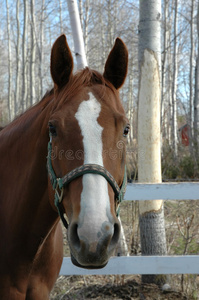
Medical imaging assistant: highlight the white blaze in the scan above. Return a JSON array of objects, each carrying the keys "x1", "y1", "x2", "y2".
[{"x1": 75, "y1": 92, "x2": 111, "y2": 240}]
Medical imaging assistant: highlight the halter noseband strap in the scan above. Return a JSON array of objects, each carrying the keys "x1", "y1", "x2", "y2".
[{"x1": 47, "y1": 138, "x2": 127, "y2": 229}]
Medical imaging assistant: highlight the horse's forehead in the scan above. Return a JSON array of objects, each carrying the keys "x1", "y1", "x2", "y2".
[
  {"x1": 74, "y1": 90, "x2": 114, "y2": 128},
  {"x1": 75, "y1": 92, "x2": 103, "y2": 165},
  {"x1": 56, "y1": 85, "x2": 125, "y2": 130},
  {"x1": 77, "y1": 91, "x2": 104, "y2": 118},
  {"x1": 73, "y1": 87, "x2": 120, "y2": 117}
]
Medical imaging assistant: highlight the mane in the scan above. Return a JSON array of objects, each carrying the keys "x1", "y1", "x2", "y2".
[
  {"x1": 55, "y1": 67, "x2": 115, "y2": 109},
  {"x1": 0, "y1": 89, "x2": 54, "y2": 136},
  {"x1": 0, "y1": 67, "x2": 116, "y2": 136}
]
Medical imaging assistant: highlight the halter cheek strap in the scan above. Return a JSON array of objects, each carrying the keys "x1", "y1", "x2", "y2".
[{"x1": 47, "y1": 138, "x2": 127, "y2": 229}]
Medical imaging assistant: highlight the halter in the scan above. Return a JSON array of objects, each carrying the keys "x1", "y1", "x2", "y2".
[{"x1": 47, "y1": 134, "x2": 127, "y2": 229}]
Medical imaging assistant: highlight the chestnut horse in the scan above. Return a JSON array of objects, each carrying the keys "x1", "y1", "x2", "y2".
[{"x1": 0, "y1": 35, "x2": 128, "y2": 299}]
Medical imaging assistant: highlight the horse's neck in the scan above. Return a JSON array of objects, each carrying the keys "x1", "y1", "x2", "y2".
[
  {"x1": 0, "y1": 108, "x2": 48, "y2": 187},
  {"x1": 0, "y1": 101, "x2": 58, "y2": 252}
]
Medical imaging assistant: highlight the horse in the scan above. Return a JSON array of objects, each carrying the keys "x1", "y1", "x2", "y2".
[{"x1": 0, "y1": 34, "x2": 129, "y2": 299}]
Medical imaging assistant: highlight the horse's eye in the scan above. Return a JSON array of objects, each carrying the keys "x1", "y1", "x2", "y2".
[
  {"x1": 123, "y1": 124, "x2": 130, "y2": 137},
  {"x1": 49, "y1": 122, "x2": 57, "y2": 136}
]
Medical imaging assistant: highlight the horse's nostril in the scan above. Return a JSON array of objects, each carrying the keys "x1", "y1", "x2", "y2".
[
  {"x1": 110, "y1": 222, "x2": 120, "y2": 246},
  {"x1": 69, "y1": 222, "x2": 80, "y2": 250}
]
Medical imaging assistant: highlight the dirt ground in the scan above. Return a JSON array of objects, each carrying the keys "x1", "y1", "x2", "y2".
[{"x1": 50, "y1": 275, "x2": 188, "y2": 300}]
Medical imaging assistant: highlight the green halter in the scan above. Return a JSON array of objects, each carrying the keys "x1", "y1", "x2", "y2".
[{"x1": 47, "y1": 136, "x2": 127, "y2": 229}]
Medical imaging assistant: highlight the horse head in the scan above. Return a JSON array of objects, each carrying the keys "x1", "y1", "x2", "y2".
[{"x1": 48, "y1": 35, "x2": 129, "y2": 268}]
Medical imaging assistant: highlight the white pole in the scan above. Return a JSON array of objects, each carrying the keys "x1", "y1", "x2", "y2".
[{"x1": 67, "y1": 0, "x2": 88, "y2": 69}]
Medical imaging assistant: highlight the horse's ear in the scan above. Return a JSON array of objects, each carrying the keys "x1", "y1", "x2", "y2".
[
  {"x1": 50, "y1": 35, "x2": 73, "y2": 89},
  {"x1": 103, "y1": 38, "x2": 128, "y2": 89}
]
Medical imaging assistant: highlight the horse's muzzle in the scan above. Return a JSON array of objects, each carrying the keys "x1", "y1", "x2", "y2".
[{"x1": 68, "y1": 219, "x2": 120, "y2": 268}]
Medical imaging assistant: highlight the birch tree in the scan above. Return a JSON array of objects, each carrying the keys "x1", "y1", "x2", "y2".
[
  {"x1": 38, "y1": 0, "x2": 45, "y2": 99},
  {"x1": 194, "y1": 0, "x2": 199, "y2": 149},
  {"x1": 189, "y1": 0, "x2": 194, "y2": 141},
  {"x1": 67, "y1": 0, "x2": 88, "y2": 69},
  {"x1": 162, "y1": 0, "x2": 171, "y2": 143},
  {"x1": 30, "y1": 0, "x2": 36, "y2": 105},
  {"x1": 15, "y1": 0, "x2": 20, "y2": 115},
  {"x1": 6, "y1": 0, "x2": 13, "y2": 120},
  {"x1": 79, "y1": 0, "x2": 90, "y2": 54},
  {"x1": 21, "y1": 0, "x2": 28, "y2": 112},
  {"x1": 59, "y1": 0, "x2": 63, "y2": 33},
  {"x1": 138, "y1": 0, "x2": 167, "y2": 286},
  {"x1": 172, "y1": 0, "x2": 178, "y2": 157}
]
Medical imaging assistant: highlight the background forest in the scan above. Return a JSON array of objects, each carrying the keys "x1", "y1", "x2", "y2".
[{"x1": 1, "y1": 0, "x2": 199, "y2": 179}]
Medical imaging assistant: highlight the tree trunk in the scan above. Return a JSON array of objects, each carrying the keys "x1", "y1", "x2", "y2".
[
  {"x1": 15, "y1": 0, "x2": 20, "y2": 116},
  {"x1": 39, "y1": 0, "x2": 45, "y2": 99},
  {"x1": 82, "y1": 0, "x2": 89, "y2": 55},
  {"x1": 67, "y1": 0, "x2": 88, "y2": 69},
  {"x1": 138, "y1": 0, "x2": 167, "y2": 286},
  {"x1": 189, "y1": 0, "x2": 194, "y2": 152},
  {"x1": 6, "y1": 0, "x2": 13, "y2": 120},
  {"x1": 78, "y1": 0, "x2": 89, "y2": 56},
  {"x1": 107, "y1": 0, "x2": 114, "y2": 48},
  {"x1": 127, "y1": 73, "x2": 134, "y2": 143},
  {"x1": 172, "y1": 0, "x2": 178, "y2": 158},
  {"x1": 194, "y1": 1, "x2": 199, "y2": 150},
  {"x1": 161, "y1": 0, "x2": 169, "y2": 142},
  {"x1": 22, "y1": 0, "x2": 28, "y2": 112},
  {"x1": 59, "y1": 0, "x2": 63, "y2": 33},
  {"x1": 30, "y1": 0, "x2": 36, "y2": 105}
]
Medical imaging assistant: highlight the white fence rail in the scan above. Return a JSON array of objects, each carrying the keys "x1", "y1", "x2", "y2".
[
  {"x1": 125, "y1": 182, "x2": 199, "y2": 201},
  {"x1": 60, "y1": 182, "x2": 199, "y2": 276},
  {"x1": 60, "y1": 256, "x2": 199, "y2": 275}
]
